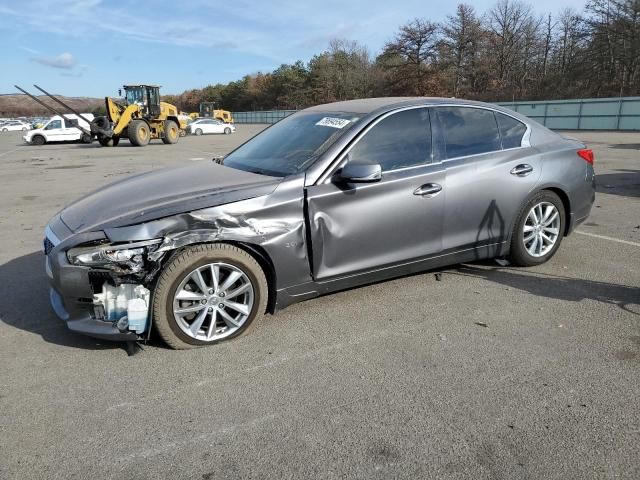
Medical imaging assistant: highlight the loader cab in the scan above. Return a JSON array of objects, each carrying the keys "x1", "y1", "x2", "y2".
[{"x1": 123, "y1": 84, "x2": 161, "y2": 118}]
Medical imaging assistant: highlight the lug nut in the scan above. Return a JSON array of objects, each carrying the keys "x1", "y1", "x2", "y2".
[
  {"x1": 200, "y1": 299, "x2": 207, "y2": 304},
  {"x1": 208, "y1": 289, "x2": 214, "y2": 295},
  {"x1": 219, "y1": 303, "x2": 225, "y2": 309},
  {"x1": 219, "y1": 292, "x2": 225, "y2": 297},
  {"x1": 208, "y1": 307, "x2": 213, "y2": 312}
]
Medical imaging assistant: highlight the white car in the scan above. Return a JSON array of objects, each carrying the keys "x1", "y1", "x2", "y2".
[
  {"x1": 1, "y1": 120, "x2": 31, "y2": 132},
  {"x1": 23, "y1": 114, "x2": 94, "y2": 145},
  {"x1": 189, "y1": 119, "x2": 235, "y2": 136}
]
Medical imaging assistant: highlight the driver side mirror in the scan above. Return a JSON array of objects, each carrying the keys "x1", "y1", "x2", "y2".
[{"x1": 337, "y1": 162, "x2": 382, "y2": 183}]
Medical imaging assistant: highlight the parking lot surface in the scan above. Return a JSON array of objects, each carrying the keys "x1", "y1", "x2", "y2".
[{"x1": 0, "y1": 128, "x2": 638, "y2": 479}]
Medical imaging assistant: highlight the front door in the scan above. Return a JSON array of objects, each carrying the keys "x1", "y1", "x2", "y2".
[
  {"x1": 306, "y1": 107, "x2": 445, "y2": 280},
  {"x1": 44, "y1": 119, "x2": 64, "y2": 141}
]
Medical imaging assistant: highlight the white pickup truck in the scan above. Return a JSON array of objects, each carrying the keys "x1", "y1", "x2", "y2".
[{"x1": 23, "y1": 114, "x2": 94, "y2": 145}]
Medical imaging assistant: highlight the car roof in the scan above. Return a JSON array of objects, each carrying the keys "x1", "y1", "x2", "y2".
[{"x1": 305, "y1": 96, "x2": 518, "y2": 115}]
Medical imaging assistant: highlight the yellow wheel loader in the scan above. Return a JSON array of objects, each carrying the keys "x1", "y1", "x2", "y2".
[
  {"x1": 199, "y1": 102, "x2": 234, "y2": 123},
  {"x1": 91, "y1": 84, "x2": 186, "y2": 147},
  {"x1": 16, "y1": 84, "x2": 186, "y2": 147}
]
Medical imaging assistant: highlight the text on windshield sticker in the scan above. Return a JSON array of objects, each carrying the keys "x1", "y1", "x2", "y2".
[{"x1": 316, "y1": 117, "x2": 351, "y2": 129}]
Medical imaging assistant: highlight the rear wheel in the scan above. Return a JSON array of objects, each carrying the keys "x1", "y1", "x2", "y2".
[
  {"x1": 162, "y1": 120, "x2": 179, "y2": 144},
  {"x1": 128, "y1": 120, "x2": 150, "y2": 146},
  {"x1": 508, "y1": 191, "x2": 565, "y2": 266},
  {"x1": 81, "y1": 133, "x2": 92, "y2": 144},
  {"x1": 153, "y1": 243, "x2": 268, "y2": 349},
  {"x1": 1, "y1": 128, "x2": 7, "y2": 132},
  {"x1": 31, "y1": 135, "x2": 45, "y2": 145}
]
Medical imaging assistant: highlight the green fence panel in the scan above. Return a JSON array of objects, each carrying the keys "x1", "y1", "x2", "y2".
[
  {"x1": 496, "y1": 96, "x2": 640, "y2": 130},
  {"x1": 234, "y1": 97, "x2": 640, "y2": 130},
  {"x1": 233, "y1": 110, "x2": 297, "y2": 124}
]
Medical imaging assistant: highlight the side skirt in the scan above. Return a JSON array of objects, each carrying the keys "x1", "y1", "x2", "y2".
[{"x1": 274, "y1": 241, "x2": 508, "y2": 310}]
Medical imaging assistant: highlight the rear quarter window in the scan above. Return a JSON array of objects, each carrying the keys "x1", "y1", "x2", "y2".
[
  {"x1": 436, "y1": 107, "x2": 501, "y2": 158},
  {"x1": 496, "y1": 112, "x2": 527, "y2": 149}
]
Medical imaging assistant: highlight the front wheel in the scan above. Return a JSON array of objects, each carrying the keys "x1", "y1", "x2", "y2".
[
  {"x1": 508, "y1": 191, "x2": 565, "y2": 267},
  {"x1": 128, "y1": 119, "x2": 150, "y2": 146},
  {"x1": 153, "y1": 243, "x2": 268, "y2": 349},
  {"x1": 194, "y1": 128, "x2": 203, "y2": 136},
  {"x1": 162, "y1": 120, "x2": 179, "y2": 144},
  {"x1": 1, "y1": 128, "x2": 7, "y2": 132},
  {"x1": 31, "y1": 135, "x2": 46, "y2": 145},
  {"x1": 224, "y1": 127, "x2": 231, "y2": 135}
]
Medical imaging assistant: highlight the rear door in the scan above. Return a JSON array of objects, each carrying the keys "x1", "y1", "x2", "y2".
[
  {"x1": 306, "y1": 107, "x2": 445, "y2": 280},
  {"x1": 433, "y1": 106, "x2": 541, "y2": 255},
  {"x1": 61, "y1": 118, "x2": 82, "y2": 142},
  {"x1": 203, "y1": 120, "x2": 218, "y2": 134},
  {"x1": 211, "y1": 120, "x2": 225, "y2": 134}
]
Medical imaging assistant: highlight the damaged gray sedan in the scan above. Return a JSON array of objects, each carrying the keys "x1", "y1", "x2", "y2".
[{"x1": 44, "y1": 97, "x2": 595, "y2": 348}]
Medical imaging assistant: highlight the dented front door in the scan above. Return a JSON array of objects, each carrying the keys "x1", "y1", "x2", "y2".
[{"x1": 305, "y1": 163, "x2": 445, "y2": 280}]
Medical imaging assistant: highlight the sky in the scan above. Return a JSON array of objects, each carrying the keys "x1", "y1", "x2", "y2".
[{"x1": 0, "y1": 0, "x2": 587, "y2": 97}]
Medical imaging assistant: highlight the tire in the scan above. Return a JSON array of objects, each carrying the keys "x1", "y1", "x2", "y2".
[
  {"x1": 508, "y1": 190, "x2": 566, "y2": 267},
  {"x1": 81, "y1": 133, "x2": 92, "y2": 144},
  {"x1": 153, "y1": 243, "x2": 268, "y2": 349},
  {"x1": 128, "y1": 119, "x2": 151, "y2": 146},
  {"x1": 162, "y1": 120, "x2": 179, "y2": 144},
  {"x1": 1, "y1": 128, "x2": 7, "y2": 132},
  {"x1": 195, "y1": 128, "x2": 203, "y2": 136},
  {"x1": 98, "y1": 135, "x2": 119, "y2": 147},
  {"x1": 31, "y1": 135, "x2": 46, "y2": 146},
  {"x1": 224, "y1": 127, "x2": 231, "y2": 135},
  {"x1": 22, "y1": 127, "x2": 28, "y2": 131}
]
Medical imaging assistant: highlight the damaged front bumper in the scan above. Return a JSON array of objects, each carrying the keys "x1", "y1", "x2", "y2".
[{"x1": 44, "y1": 220, "x2": 160, "y2": 342}]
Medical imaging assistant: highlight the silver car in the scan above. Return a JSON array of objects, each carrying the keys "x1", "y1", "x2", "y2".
[{"x1": 44, "y1": 98, "x2": 595, "y2": 349}]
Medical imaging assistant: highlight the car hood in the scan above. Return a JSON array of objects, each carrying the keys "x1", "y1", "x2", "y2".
[{"x1": 59, "y1": 162, "x2": 281, "y2": 232}]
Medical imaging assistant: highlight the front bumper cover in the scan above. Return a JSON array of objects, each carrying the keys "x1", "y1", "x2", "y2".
[{"x1": 45, "y1": 218, "x2": 140, "y2": 342}]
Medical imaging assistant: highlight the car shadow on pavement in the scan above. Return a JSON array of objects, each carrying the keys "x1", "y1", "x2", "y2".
[
  {"x1": 596, "y1": 169, "x2": 640, "y2": 198},
  {"x1": 0, "y1": 251, "x2": 120, "y2": 350},
  {"x1": 453, "y1": 264, "x2": 640, "y2": 315},
  {"x1": 609, "y1": 143, "x2": 640, "y2": 150}
]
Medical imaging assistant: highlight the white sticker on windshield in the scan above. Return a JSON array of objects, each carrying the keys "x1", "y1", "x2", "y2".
[{"x1": 316, "y1": 117, "x2": 351, "y2": 129}]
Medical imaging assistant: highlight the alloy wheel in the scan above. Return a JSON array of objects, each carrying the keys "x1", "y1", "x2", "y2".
[
  {"x1": 522, "y1": 201, "x2": 560, "y2": 257},
  {"x1": 172, "y1": 262, "x2": 254, "y2": 342}
]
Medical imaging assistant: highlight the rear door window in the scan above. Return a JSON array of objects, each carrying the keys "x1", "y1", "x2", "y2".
[
  {"x1": 435, "y1": 107, "x2": 501, "y2": 158},
  {"x1": 495, "y1": 112, "x2": 527, "y2": 149},
  {"x1": 348, "y1": 108, "x2": 432, "y2": 171}
]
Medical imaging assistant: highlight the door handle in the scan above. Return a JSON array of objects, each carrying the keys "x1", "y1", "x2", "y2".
[
  {"x1": 510, "y1": 164, "x2": 533, "y2": 176},
  {"x1": 413, "y1": 183, "x2": 442, "y2": 196}
]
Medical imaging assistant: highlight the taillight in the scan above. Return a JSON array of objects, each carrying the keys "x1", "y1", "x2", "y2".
[{"x1": 577, "y1": 148, "x2": 594, "y2": 165}]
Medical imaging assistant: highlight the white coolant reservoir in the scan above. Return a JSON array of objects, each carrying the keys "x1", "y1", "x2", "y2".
[
  {"x1": 127, "y1": 298, "x2": 148, "y2": 334},
  {"x1": 93, "y1": 283, "x2": 150, "y2": 333}
]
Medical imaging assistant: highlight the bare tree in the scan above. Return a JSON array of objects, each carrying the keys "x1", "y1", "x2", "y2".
[
  {"x1": 440, "y1": 4, "x2": 484, "y2": 97},
  {"x1": 487, "y1": 0, "x2": 536, "y2": 91},
  {"x1": 380, "y1": 18, "x2": 441, "y2": 95}
]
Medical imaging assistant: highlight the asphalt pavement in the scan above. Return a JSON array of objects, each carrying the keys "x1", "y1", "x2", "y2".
[{"x1": 0, "y1": 127, "x2": 638, "y2": 479}]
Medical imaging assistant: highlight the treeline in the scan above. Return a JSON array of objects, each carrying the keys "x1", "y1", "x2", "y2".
[
  {"x1": 0, "y1": 95, "x2": 103, "y2": 117},
  {"x1": 164, "y1": 0, "x2": 640, "y2": 112}
]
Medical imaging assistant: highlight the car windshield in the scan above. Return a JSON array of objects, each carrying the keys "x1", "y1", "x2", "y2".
[{"x1": 223, "y1": 111, "x2": 361, "y2": 176}]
